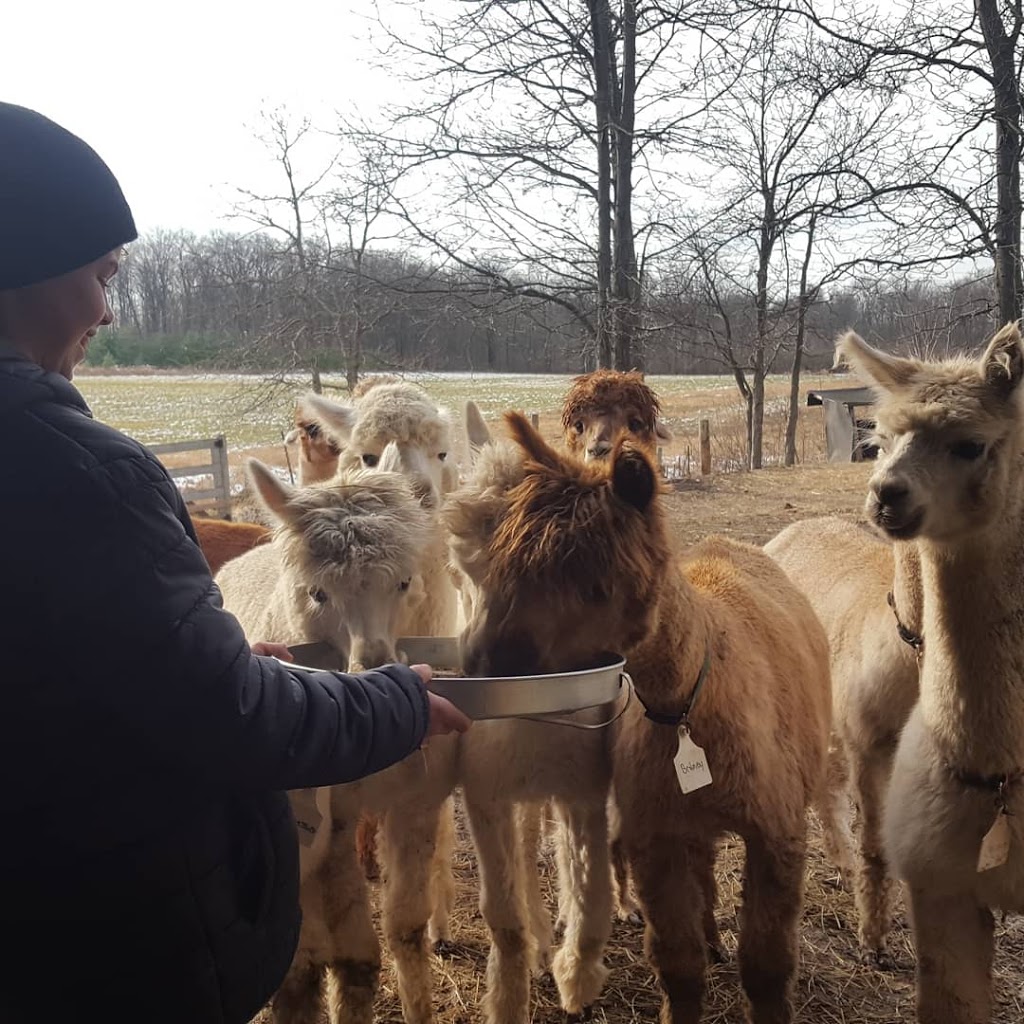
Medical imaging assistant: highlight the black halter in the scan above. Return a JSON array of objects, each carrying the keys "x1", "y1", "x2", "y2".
[
  {"x1": 637, "y1": 647, "x2": 712, "y2": 728},
  {"x1": 886, "y1": 591, "x2": 923, "y2": 655}
]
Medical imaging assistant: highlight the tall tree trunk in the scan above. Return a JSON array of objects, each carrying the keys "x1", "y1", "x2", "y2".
[
  {"x1": 978, "y1": 0, "x2": 1024, "y2": 324},
  {"x1": 611, "y1": 0, "x2": 639, "y2": 370},
  {"x1": 752, "y1": 217, "x2": 772, "y2": 469},
  {"x1": 786, "y1": 214, "x2": 817, "y2": 466},
  {"x1": 590, "y1": 0, "x2": 614, "y2": 368}
]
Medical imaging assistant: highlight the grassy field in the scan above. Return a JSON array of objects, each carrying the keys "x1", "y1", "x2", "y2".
[{"x1": 74, "y1": 368, "x2": 839, "y2": 480}]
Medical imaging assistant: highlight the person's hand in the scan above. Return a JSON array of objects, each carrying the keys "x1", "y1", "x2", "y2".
[
  {"x1": 252, "y1": 641, "x2": 294, "y2": 661},
  {"x1": 410, "y1": 664, "x2": 472, "y2": 737}
]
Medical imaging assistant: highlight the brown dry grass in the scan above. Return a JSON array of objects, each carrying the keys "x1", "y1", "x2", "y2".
[{"x1": 252, "y1": 462, "x2": 1024, "y2": 1024}]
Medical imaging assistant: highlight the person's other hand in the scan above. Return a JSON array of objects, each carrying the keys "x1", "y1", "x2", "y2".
[
  {"x1": 410, "y1": 664, "x2": 472, "y2": 737},
  {"x1": 252, "y1": 641, "x2": 294, "y2": 661}
]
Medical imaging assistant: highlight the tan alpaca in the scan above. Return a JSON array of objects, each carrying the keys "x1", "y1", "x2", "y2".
[
  {"x1": 837, "y1": 323, "x2": 1024, "y2": 1024},
  {"x1": 452, "y1": 414, "x2": 831, "y2": 1024},
  {"x1": 765, "y1": 516, "x2": 922, "y2": 962},
  {"x1": 215, "y1": 453, "x2": 456, "y2": 1024}
]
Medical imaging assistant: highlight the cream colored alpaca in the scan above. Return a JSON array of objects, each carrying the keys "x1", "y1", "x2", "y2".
[
  {"x1": 839, "y1": 323, "x2": 1024, "y2": 1024},
  {"x1": 765, "y1": 516, "x2": 922, "y2": 962},
  {"x1": 215, "y1": 454, "x2": 456, "y2": 1024},
  {"x1": 457, "y1": 413, "x2": 831, "y2": 1024},
  {"x1": 300, "y1": 385, "x2": 459, "y2": 637}
]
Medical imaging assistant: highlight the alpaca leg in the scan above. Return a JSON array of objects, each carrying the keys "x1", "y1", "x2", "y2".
[
  {"x1": 382, "y1": 805, "x2": 444, "y2": 1024},
  {"x1": 815, "y1": 743, "x2": 855, "y2": 878},
  {"x1": 736, "y1": 833, "x2": 806, "y2": 1024},
  {"x1": 631, "y1": 837, "x2": 709, "y2": 1024},
  {"x1": 551, "y1": 798, "x2": 613, "y2": 1015},
  {"x1": 465, "y1": 796, "x2": 531, "y2": 1024},
  {"x1": 355, "y1": 812, "x2": 381, "y2": 881},
  {"x1": 908, "y1": 885, "x2": 993, "y2": 1024},
  {"x1": 270, "y1": 868, "x2": 331, "y2": 1024},
  {"x1": 608, "y1": 793, "x2": 642, "y2": 925},
  {"x1": 850, "y1": 751, "x2": 900, "y2": 962},
  {"x1": 517, "y1": 801, "x2": 554, "y2": 973},
  {"x1": 696, "y1": 843, "x2": 725, "y2": 964},
  {"x1": 428, "y1": 795, "x2": 457, "y2": 948},
  {"x1": 319, "y1": 817, "x2": 382, "y2": 1024}
]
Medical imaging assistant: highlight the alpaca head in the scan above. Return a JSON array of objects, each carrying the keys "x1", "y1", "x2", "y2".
[
  {"x1": 246, "y1": 446, "x2": 433, "y2": 671},
  {"x1": 838, "y1": 323, "x2": 1024, "y2": 543},
  {"x1": 450, "y1": 412, "x2": 667, "y2": 676},
  {"x1": 284, "y1": 395, "x2": 343, "y2": 485},
  {"x1": 300, "y1": 384, "x2": 454, "y2": 509},
  {"x1": 561, "y1": 369, "x2": 672, "y2": 461}
]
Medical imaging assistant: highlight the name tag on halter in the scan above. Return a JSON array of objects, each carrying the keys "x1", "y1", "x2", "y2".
[{"x1": 674, "y1": 727, "x2": 713, "y2": 794}]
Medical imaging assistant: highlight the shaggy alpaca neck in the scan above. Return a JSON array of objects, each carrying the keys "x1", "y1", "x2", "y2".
[
  {"x1": 891, "y1": 541, "x2": 924, "y2": 638},
  {"x1": 626, "y1": 566, "x2": 715, "y2": 717},
  {"x1": 918, "y1": 472, "x2": 1024, "y2": 774}
]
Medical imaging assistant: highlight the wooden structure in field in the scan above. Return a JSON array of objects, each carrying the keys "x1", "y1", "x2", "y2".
[{"x1": 806, "y1": 386, "x2": 878, "y2": 463}]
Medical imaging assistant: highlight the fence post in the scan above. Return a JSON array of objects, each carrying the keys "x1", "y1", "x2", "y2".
[
  {"x1": 531, "y1": 412, "x2": 540, "y2": 430},
  {"x1": 212, "y1": 434, "x2": 232, "y2": 519},
  {"x1": 656, "y1": 445, "x2": 664, "y2": 474},
  {"x1": 700, "y1": 419, "x2": 712, "y2": 476}
]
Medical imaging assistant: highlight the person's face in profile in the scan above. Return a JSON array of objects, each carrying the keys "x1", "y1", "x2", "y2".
[{"x1": 0, "y1": 248, "x2": 120, "y2": 379}]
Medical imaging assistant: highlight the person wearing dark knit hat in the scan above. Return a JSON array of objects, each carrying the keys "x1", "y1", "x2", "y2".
[{"x1": 0, "y1": 103, "x2": 469, "y2": 1024}]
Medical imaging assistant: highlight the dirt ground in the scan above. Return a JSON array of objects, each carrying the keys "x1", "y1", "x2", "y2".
[{"x1": 253, "y1": 462, "x2": 1024, "y2": 1024}]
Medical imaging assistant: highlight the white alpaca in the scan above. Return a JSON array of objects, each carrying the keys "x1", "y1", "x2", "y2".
[
  {"x1": 765, "y1": 515, "x2": 922, "y2": 962},
  {"x1": 839, "y1": 323, "x2": 1024, "y2": 1023},
  {"x1": 215, "y1": 453, "x2": 456, "y2": 1024}
]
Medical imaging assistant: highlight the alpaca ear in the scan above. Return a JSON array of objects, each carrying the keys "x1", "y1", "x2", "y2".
[
  {"x1": 504, "y1": 410, "x2": 564, "y2": 470},
  {"x1": 377, "y1": 440, "x2": 403, "y2": 474},
  {"x1": 836, "y1": 331, "x2": 917, "y2": 394},
  {"x1": 612, "y1": 444, "x2": 656, "y2": 512},
  {"x1": 980, "y1": 322, "x2": 1024, "y2": 397},
  {"x1": 465, "y1": 400, "x2": 493, "y2": 452},
  {"x1": 655, "y1": 419, "x2": 673, "y2": 443},
  {"x1": 302, "y1": 393, "x2": 357, "y2": 443},
  {"x1": 247, "y1": 459, "x2": 298, "y2": 522},
  {"x1": 284, "y1": 427, "x2": 301, "y2": 445}
]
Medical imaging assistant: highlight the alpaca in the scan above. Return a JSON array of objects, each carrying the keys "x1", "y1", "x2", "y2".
[
  {"x1": 837, "y1": 323, "x2": 1024, "y2": 1024},
  {"x1": 284, "y1": 395, "x2": 344, "y2": 486},
  {"x1": 765, "y1": 516, "x2": 922, "y2": 963},
  {"x1": 190, "y1": 515, "x2": 271, "y2": 575},
  {"x1": 296, "y1": 383, "x2": 462, "y2": 887},
  {"x1": 561, "y1": 368, "x2": 672, "y2": 461},
  {"x1": 215, "y1": 451, "x2": 459, "y2": 1024},
  {"x1": 444, "y1": 439, "x2": 617, "y2": 1023},
  {"x1": 457, "y1": 413, "x2": 831, "y2": 1024}
]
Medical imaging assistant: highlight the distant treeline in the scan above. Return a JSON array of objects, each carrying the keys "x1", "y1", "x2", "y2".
[{"x1": 87, "y1": 228, "x2": 997, "y2": 378}]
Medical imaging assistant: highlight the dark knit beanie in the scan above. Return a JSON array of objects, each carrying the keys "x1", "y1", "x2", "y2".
[{"x1": 0, "y1": 102, "x2": 138, "y2": 290}]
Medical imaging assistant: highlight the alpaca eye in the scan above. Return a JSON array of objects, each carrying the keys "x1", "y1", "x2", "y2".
[
  {"x1": 399, "y1": 578, "x2": 411, "y2": 592},
  {"x1": 308, "y1": 587, "x2": 328, "y2": 605},
  {"x1": 574, "y1": 420, "x2": 584, "y2": 434},
  {"x1": 304, "y1": 423, "x2": 321, "y2": 439},
  {"x1": 438, "y1": 452, "x2": 447, "y2": 462},
  {"x1": 950, "y1": 440, "x2": 985, "y2": 461},
  {"x1": 362, "y1": 453, "x2": 379, "y2": 467},
  {"x1": 628, "y1": 418, "x2": 644, "y2": 434}
]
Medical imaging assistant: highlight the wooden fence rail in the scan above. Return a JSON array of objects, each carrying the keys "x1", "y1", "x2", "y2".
[{"x1": 147, "y1": 435, "x2": 233, "y2": 518}]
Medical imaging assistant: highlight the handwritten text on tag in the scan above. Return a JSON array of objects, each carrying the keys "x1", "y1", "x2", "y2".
[{"x1": 674, "y1": 728, "x2": 712, "y2": 795}]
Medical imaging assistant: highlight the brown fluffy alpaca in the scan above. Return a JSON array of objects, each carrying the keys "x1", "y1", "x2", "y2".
[
  {"x1": 190, "y1": 516, "x2": 271, "y2": 576},
  {"x1": 460, "y1": 413, "x2": 831, "y2": 1024},
  {"x1": 561, "y1": 369, "x2": 671, "y2": 461}
]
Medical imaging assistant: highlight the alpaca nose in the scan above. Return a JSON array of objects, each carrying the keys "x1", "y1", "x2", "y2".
[
  {"x1": 875, "y1": 481, "x2": 909, "y2": 510},
  {"x1": 587, "y1": 441, "x2": 613, "y2": 460},
  {"x1": 350, "y1": 637, "x2": 394, "y2": 672}
]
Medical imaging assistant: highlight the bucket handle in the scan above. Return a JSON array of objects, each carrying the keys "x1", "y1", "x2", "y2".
[{"x1": 513, "y1": 672, "x2": 634, "y2": 730}]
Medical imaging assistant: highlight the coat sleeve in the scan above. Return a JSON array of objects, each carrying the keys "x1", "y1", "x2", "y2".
[{"x1": 27, "y1": 452, "x2": 430, "y2": 791}]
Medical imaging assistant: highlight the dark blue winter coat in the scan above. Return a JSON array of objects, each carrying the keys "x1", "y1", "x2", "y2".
[{"x1": 0, "y1": 348, "x2": 430, "y2": 1023}]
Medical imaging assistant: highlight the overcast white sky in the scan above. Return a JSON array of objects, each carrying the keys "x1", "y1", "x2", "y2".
[{"x1": 3, "y1": 0, "x2": 402, "y2": 234}]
